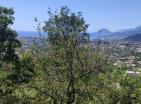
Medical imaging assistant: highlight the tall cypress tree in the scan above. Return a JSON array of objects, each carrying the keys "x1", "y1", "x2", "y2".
[{"x1": 0, "y1": 6, "x2": 21, "y2": 63}]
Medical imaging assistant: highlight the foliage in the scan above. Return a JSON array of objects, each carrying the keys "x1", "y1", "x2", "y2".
[
  {"x1": 1, "y1": 5, "x2": 141, "y2": 104},
  {"x1": 0, "y1": 6, "x2": 21, "y2": 63}
]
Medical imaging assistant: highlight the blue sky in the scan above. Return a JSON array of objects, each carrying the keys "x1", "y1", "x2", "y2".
[{"x1": 0, "y1": 0, "x2": 141, "y2": 32}]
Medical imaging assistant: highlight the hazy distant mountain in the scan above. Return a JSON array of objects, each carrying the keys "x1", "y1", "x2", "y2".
[
  {"x1": 17, "y1": 25, "x2": 141, "y2": 41},
  {"x1": 116, "y1": 29, "x2": 133, "y2": 32},
  {"x1": 108, "y1": 25, "x2": 141, "y2": 39},
  {"x1": 17, "y1": 31, "x2": 47, "y2": 37},
  {"x1": 90, "y1": 29, "x2": 112, "y2": 39},
  {"x1": 91, "y1": 25, "x2": 141, "y2": 40},
  {"x1": 123, "y1": 33, "x2": 141, "y2": 42}
]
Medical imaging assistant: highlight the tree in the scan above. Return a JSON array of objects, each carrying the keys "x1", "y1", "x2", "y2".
[
  {"x1": 31, "y1": 6, "x2": 106, "y2": 104},
  {"x1": 0, "y1": 6, "x2": 21, "y2": 64},
  {"x1": 0, "y1": 6, "x2": 34, "y2": 103}
]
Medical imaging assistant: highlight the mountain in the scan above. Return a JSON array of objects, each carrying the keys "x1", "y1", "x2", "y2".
[
  {"x1": 111, "y1": 25, "x2": 141, "y2": 39},
  {"x1": 17, "y1": 31, "x2": 47, "y2": 37},
  {"x1": 123, "y1": 33, "x2": 141, "y2": 42},
  {"x1": 17, "y1": 25, "x2": 141, "y2": 41},
  {"x1": 109, "y1": 25, "x2": 141, "y2": 39},
  {"x1": 90, "y1": 29, "x2": 112, "y2": 39},
  {"x1": 91, "y1": 25, "x2": 141, "y2": 40}
]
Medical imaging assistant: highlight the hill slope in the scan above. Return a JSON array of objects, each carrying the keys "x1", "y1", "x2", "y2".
[
  {"x1": 123, "y1": 33, "x2": 141, "y2": 42},
  {"x1": 91, "y1": 25, "x2": 141, "y2": 40}
]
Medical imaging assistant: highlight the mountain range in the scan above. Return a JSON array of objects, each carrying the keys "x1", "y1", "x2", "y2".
[
  {"x1": 123, "y1": 33, "x2": 141, "y2": 42},
  {"x1": 90, "y1": 25, "x2": 141, "y2": 40},
  {"x1": 17, "y1": 25, "x2": 141, "y2": 41},
  {"x1": 17, "y1": 31, "x2": 47, "y2": 37}
]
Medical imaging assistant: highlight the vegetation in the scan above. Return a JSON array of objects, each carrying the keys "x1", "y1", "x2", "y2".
[{"x1": 0, "y1": 5, "x2": 141, "y2": 104}]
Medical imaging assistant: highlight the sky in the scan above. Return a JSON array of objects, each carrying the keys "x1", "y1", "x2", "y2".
[{"x1": 0, "y1": 0, "x2": 141, "y2": 32}]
